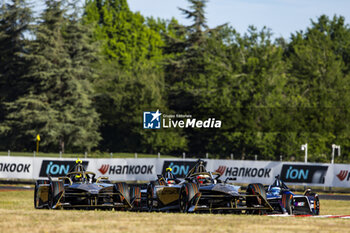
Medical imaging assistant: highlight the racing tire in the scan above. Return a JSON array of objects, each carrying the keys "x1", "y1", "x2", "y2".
[
  {"x1": 282, "y1": 193, "x2": 293, "y2": 215},
  {"x1": 179, "y1": 183, "x2": 199, "y2": 213},
  {"x1": 34, "y1": 180, "x2": 49, "y2": 209},
  {"x1": 130, "y1": 185, "x2": 141, "y2": 208},
  {"x1": 313, "y1": 194, "x2": 320, "y2": 215},
  {"x1": 246, "y1": 183, "x2": 267, "y2": 214},
  {"x1": 146, "y1": 182, "x2": 156, "y2": 211},
  {"x1": 48, "y1": 180, "x2": 65, "y2": 209},
  {"x1": 115, "y1": 182, "x2": 130, "y2": 204},
  {"x1": 305, "y1": 190, "x2": 320, "y2": 215}
]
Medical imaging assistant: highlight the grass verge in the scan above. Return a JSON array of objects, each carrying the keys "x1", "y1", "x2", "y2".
[{"x1": 1, "y1": 190, "x2": 350, "y2": 233}]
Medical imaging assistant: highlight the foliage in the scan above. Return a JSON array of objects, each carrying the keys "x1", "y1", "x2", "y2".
[
  {"x1": 1, "y1": 0, "x2": 350, "y2": 161},
  {"x1": 1, "y1": 0, "x2": 100, "y2": 152}
]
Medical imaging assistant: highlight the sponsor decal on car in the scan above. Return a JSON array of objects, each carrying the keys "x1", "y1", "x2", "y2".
[
  {"x1": 215, "y1": 165, "x2": 271, "y2": 178},
  {"x1": 280, "y1": 164, "x2": 328, "y2": 184},
  {"x1": 98, "y1": 164, "x2": 154, "y2": 175},
  {"x1": 162, "y1": 161, "x2": 207, "y2": 178},
  {"x1": 39, "y1": 160, "x2": 89, "y2": 177}
]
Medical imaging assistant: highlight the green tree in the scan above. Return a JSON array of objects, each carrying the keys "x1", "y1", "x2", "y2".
[
  {"x1": 2, "y1": 0, "x2": 100, "y2": 152},
  {"x1": 0, "y1": 0, "x2": 32, "y2": 148},
  {"x1": 285, "y1": 15, "x2": 350, "y2": 162},
  {"x1": 83, "y1": 0, "x2": 164, "y2": 69},
  {"x1": 94, "y1": 63, "x2": 187, "y2": 153}
]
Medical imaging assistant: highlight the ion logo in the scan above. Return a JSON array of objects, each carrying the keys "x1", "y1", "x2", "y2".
[
  {"x1": 39, "y1": 160, "x2": 89, "y2": 177},
  {"x1": 337, "y1": 170, "x2": 349, "y2": 181},
  {"x1": 280, "y1": 164, "x2": 328, "y2": 184},
  {"x1": 285, "y1": 166, "x2": 309, "y2": 180},
  {"x1": 162, "y1": 161, "x2": 206, "y2": 178},
  {"x1": 143, "y1": 110, "x2": 161, "y2": 129}
]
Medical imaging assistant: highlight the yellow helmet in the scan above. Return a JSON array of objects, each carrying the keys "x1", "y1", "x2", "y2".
[{"x1": 76, "y1": 158, "x2": 82, "y2": 164}]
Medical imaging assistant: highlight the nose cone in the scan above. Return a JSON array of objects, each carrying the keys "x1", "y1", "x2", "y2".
[
  {"x1": 72, "y1": 183, "x2": 103, "y2": 194},
  {"x1": 212, "y1": 184, "x2": 240, "y2": 195}
]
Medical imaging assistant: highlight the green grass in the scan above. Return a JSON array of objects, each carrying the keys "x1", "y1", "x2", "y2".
[
  {"x1": 1, "y1": 190, "x2": 350, "y2": 233},
  {"x1": 0, "y1": 151, "x2": 178, "y2": 159}
]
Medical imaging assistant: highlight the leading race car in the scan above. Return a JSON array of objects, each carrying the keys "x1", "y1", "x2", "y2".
[
  {"x1": 147, "y1": 160, "x2": 273, "y2": 214},
  {"x1": 266, "y1": 175, "x2": 320, "y2": 215},
  {"x1": 34, "y1": 159, "x2": 141, "y2": 210}
]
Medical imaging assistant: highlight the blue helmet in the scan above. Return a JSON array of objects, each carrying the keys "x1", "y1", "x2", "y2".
[{"x1": 270, "y1": 187, "x2": 281, "y2": 196}]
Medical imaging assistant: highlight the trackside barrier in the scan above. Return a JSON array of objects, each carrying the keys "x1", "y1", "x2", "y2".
[{"x1": 1, "y1": 156, "x2": 350, "y2": 188}]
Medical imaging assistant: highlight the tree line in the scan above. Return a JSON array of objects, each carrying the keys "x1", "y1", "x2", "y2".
[{"x1": 1, "y1": 0, "x2": 350, "y2": 162}]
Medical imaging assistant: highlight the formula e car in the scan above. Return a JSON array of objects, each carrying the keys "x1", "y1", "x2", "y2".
[
  {"x1": 34, "y1": 159, "x2": 141, "y2": 210},
  {"x1": 266, "y1": 175, "x2": 320, "y2": 215},
  {"x1": 147, "y1": 160, "x2": 273, "y2": 214}
]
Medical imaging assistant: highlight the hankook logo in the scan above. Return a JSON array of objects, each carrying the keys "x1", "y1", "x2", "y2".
[{"x1": 337, "y1": 170, "x2": 350, "y2": 181}]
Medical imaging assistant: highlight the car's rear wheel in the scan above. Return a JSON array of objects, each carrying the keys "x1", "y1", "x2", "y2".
[
  {"x1": 115, "y1": 182, "x2": 130, "y2": 205},
  {"x1": 147, "y1": 182, "x2": 155, "y2": 211},
  {"x1": 246, "y1": 183, "x2": 267, "y2": 214},
  {"x1": 34, "y1": 180, "x2": 49, "y2": 209},
  {"x1": 130, "y1": 186, "x2": 141, "y2": 208},
  {"x1": 282, "y1": 193, "x2": 293, "y2": 215},
  {"x1": 313, "y1": 194, "x2": 320, "y2": 215},
  {"x1": 179, "y1": 183, "x2": 199, "y2": 213}
]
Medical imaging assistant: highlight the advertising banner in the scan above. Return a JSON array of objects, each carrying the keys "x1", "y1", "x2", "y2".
[
  {"x1": 0, "y1": 156, "x2": 33, "y2": 179},
  {"x1": 1, "y1": 156, "x2": 350, "y2": 188}
]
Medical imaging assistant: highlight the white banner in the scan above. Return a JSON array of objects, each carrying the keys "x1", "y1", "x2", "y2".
[
  {"x1": 0, "y1": 156, "x2": 33, "y2": 179},
  {"x1": 0, "y1": 156, "x2": 350, "y2": 188}
]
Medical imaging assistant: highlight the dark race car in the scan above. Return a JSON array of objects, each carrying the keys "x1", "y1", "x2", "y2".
[
  {"x1": 147, "y1": 160, "x2": 273, "y2": 214},
  {"x1": 34, "y1": 159, "x2": 141, "y2": 210},
  {"x1": 266, "y1": 175, "x2": 320, "y2": 215},
  {"x1": 145, "y1": 167, "x2": 182, "y2": 212}
]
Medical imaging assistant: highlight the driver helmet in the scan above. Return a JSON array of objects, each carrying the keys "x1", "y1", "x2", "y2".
[
  {"x1": 167, "y1": 180, "x2": 175, "y2": 184},
  {"x1": 75, "y1": 173, "x2": 83, "y2": 182},
  {"x1": 197, "y1": 175, "x2": 209, "y2": 184},
  {"x1": 270, "y1": 187, "x2": 281, "y2": 196}
]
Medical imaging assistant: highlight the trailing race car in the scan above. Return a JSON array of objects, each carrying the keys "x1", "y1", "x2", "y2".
[
  {"x1": 266, "y1": 175, "x2": 320, "y2": 215},
  {"x1": 146, "y1": 167, "x2": 182, "y2": 212},
  {"x1": 147, "y1": 160, "x2": 273, "y2": 214},
  {"x1": 34, "y1": 159, "x2": 141, "y2": 210}
]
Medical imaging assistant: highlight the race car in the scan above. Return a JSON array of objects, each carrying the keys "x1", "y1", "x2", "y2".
[
  {"x1": 266, "y1": 175, "x2": 320, "y2": 215},
  {"x1": 34, "y1": 159, "x2": 141, "y2": 210},
  {"x1": 147, "y1": 160, "x2": 273, "y2": 214},
  {"x1": 146, "y1": 167, "x2": 182, "y2": 212}
]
